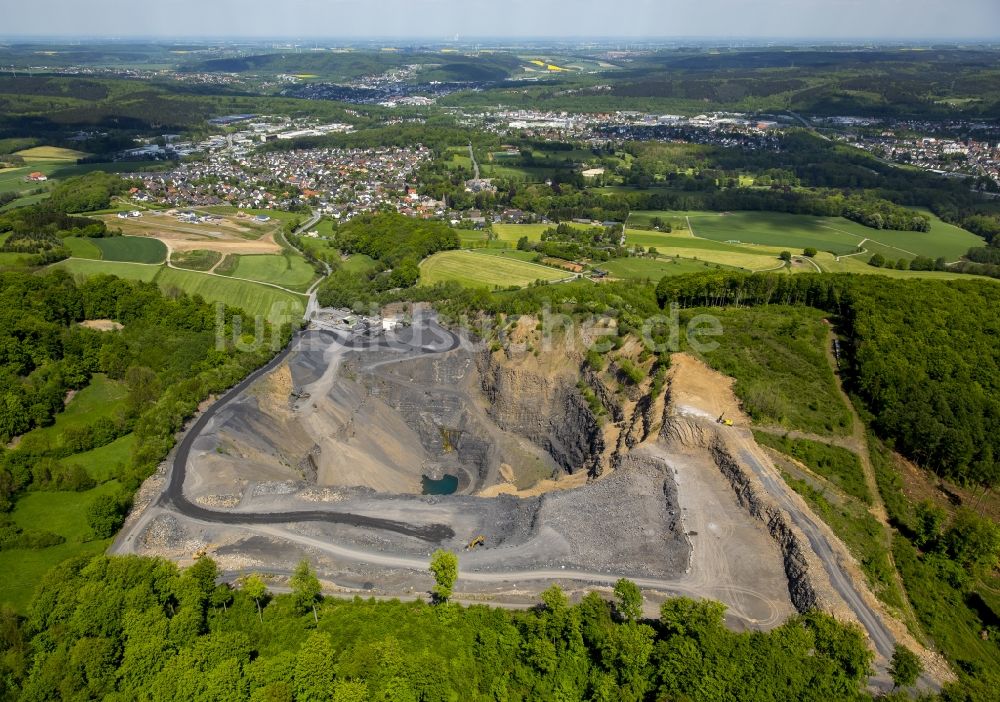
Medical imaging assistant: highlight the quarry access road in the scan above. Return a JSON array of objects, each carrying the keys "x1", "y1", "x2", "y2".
[
  {"x1": 149, "y1": 320, "x2": 462, "y2": 543},
  {"x1": 239, "y1": 524, "x2": 787, "y2": 629},
  {"x1": 737, "y1": 444, "x2": 896, "y2": 660}
]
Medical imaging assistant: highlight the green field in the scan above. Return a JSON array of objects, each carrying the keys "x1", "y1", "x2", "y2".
[
  {"x1": 0, "y1": 480, "x2": 121, "y2": 611},
  {"x1": 62, "y1": 434, "x2": 136, "y2": 483},
  {"x1": 0, "y1": 165, "x2": 53, "y2": 194},
  {"x1": 625, "y1": 228, "x2": 787, "y2": 270},
  {"x1": 492, "y1": 223, "x2": 565, "y2": 243},
  {"x1": 341, "y1": 254, "x2": 380, "y2": 275},
  {"x1": 466, "y1": 248, "x2": 542, "y2": 263},
  {"x1": 602, "y1": 256, "x2": 734, "y2": 280},
  {"x1": 0, "y1": 251, "x2": 33, "y2": 266},
  {"x1": 170, "y1": 249, "x2": 222, "y2": 271},
  {"x1": 17, "y1": 374, "x2": 127, "y2": 447},
  {"x1": 459, "y1": 230, "x2": 491, "y2": 246},
  {"x1": 11, "y1": 481, "x2": 123, "y2": 542},
  {"x1": 223, "y1": 253, "x2": 317, "y2": 291},
  {"x1": 813, "y1": 251, "x2": 986, "y2": 280},
  {"x1": 314, "y1": 217, "x2": 337, "y2": 238},
  {"x1": 674, "y1": 210, "x2": 982, "y2": 261},
  {"x1": 62, "y1": 237, "x2": 103, "y2": 259},
  {"x1": 54, "y1": 258, "x2": 161, "y2": 282},
  {"x1": 0, "y1": 538, "x2": 110, "y2": 612},
  {"x1": 61, "y1": 236, "x2": 166, "y2": 264},
  {"x1": 94, "y1": 236, "x2": 167, "y2": 263},
  {"x1": 858, "y1": 210, "x2": 984, "y2": 260},
  {"x1": 420, "y1": 250, "x2": 569, "y2": 288},
  {"x1": 156, "y1": 267, "x2": 305, "y2": 324},
  {"x1": 14, "y1": 145, "x2": 89, "y2": 163}
]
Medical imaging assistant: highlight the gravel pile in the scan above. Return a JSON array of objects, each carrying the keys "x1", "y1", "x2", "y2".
[
  {"x1": 537, "y1": 459, "x2": 691, "y2": 577},
  {"x1": 141, "y1": 514, "x2": 202, "y2": 553}
]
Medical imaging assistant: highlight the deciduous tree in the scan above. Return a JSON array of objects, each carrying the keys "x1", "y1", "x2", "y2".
[{"x1": 429, "y1": 549, "x2": 458, "y2": 603}]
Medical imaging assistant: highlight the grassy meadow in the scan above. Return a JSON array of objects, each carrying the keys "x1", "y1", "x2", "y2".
[{"x1": 420, "y1": 249, "x2": 569, "y2": 288}]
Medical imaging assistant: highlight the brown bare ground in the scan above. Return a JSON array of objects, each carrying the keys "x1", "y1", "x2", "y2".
[
  {"x1": 895, "y1": 452, "x2": 999, "y2": 523},
  {"x1": 79, "y1": 319, "x2": 123, "y2": 331},
  {"x1": 103, "y1": 213, "x2": 282, "y2": 255},
  {"x1": 477, "y1": 471, "x2": 589, "y2": 498},
  {"x1": 668, "y1": 352, "x2": 749, "y2": 425}
]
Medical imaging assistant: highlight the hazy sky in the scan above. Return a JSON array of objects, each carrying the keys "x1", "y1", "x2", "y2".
[{"x1": 3, "y1": 0, "x2": 999, "y2": 40}]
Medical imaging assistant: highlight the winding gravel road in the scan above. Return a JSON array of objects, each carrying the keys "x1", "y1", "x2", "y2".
[
  {"x1": 159, "y1": 320, "x2": 462, "y2": 542},
  {"x1": 738, "y1": 447, "x2": 897, "y2": 660}
]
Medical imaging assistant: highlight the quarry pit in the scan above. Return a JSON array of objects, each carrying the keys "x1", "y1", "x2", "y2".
[{"x1": 113, "y1": 307, "x2": 906, "y2": 652}]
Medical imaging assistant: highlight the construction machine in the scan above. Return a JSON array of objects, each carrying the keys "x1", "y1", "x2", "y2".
[{"x1": 466, "y1": 535, "x2": 485, "y2": 550}]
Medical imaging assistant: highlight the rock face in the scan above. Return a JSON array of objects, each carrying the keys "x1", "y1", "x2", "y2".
[
  {"x1": 709, "y1": 440, "x2": 820, "y2": 613},
  {"x1": 478, "y1": 349, "x2": 605, "y2": 476},
  {"x1": 660, "y1": 411, "x2": 823, "y2": 614}
]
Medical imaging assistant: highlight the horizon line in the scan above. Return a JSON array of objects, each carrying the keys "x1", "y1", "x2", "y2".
[{"x1": 2, "y1": 35, "x2": 1000, "y2": 44}]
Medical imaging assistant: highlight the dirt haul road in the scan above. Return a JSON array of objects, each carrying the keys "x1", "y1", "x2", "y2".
[{"x1": 114, "y1": 318, "x2": 464, "y2": 553}]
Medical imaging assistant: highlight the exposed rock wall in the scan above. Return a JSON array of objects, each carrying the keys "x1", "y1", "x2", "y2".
[
  {"x1": 709, "y1": 440, "x2": 819, "y2": 613},
  {"x1": 660, "y1": 411, "x2": 822, "y2": 614},
  {"x1": 478, "y1": 350, "x2": 604, "y2": 476}
]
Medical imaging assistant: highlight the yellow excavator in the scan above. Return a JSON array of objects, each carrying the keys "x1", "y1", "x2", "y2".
[
  {"x1": 717, "y1": 414, "x2": 734, "y2": 427},
  {"x1": 192, "y1": 544, "x2": 215, "y2": 560},
  {"x1": 466, "y1": 535, "x2": 485, "y2": 550}
]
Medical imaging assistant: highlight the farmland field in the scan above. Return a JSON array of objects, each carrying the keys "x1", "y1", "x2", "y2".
[
  {"x1": 53, "y1": 258, "x2": 161, "y2": 282},
  {"x1": 814, "y1": 251, "x2": 985, "y2": 280},
  {"x1": 465, "y1": 248, "x2": 541, "y2": 263},
  {"x1": 493, "y1": 223, "x2": 550, "y2": 243},
  {"x1": 420, "y1": 249, "x2": 568, "y2": 288},
  {"x1": 673, "y1": 210, "x2": 982, "y2": 260},
  {"x1": 223, "y1": 252, "x2": 317, "y2": 290},
  {"x1": 156, "y1": 267, "x2": 305, "y2": 323},
  {"x1": 14, "y1": 145, "x2": 89, "y2": 162},
  {"x1": 602, "y1": 256, "x2": 736, "y2": 280},
  {"x1": 94, "y1": 236, "x2": 167, "y2": 263},
  {"x1": 625, "y1": 227, "x2": 787, "y2": 270},
  {"x1": 855, "y1": 210, "x2": 983, "y2": 260},
  {"x1": 171, "y1": 249, "x2": 222, "y2": 271},
  {"x1": 686, "y1": 212, "x2": 873, "y2": 254},
  {"x1": 62, "y1": 237, "x2": 102, "y2": 259}
]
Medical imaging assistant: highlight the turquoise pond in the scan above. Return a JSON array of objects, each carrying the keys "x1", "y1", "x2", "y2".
[{"x1": 421, "y1": 474, "x2": 459, "y2": 495}]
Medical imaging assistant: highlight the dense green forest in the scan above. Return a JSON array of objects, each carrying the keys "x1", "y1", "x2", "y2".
[{"x1": 0, "y1": 554, "x2": 880, "y2": 701}]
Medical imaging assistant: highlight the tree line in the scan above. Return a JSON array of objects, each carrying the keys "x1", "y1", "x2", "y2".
[{"x1": 0, "y1": 552, "x2": 885, "y2": 701}]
